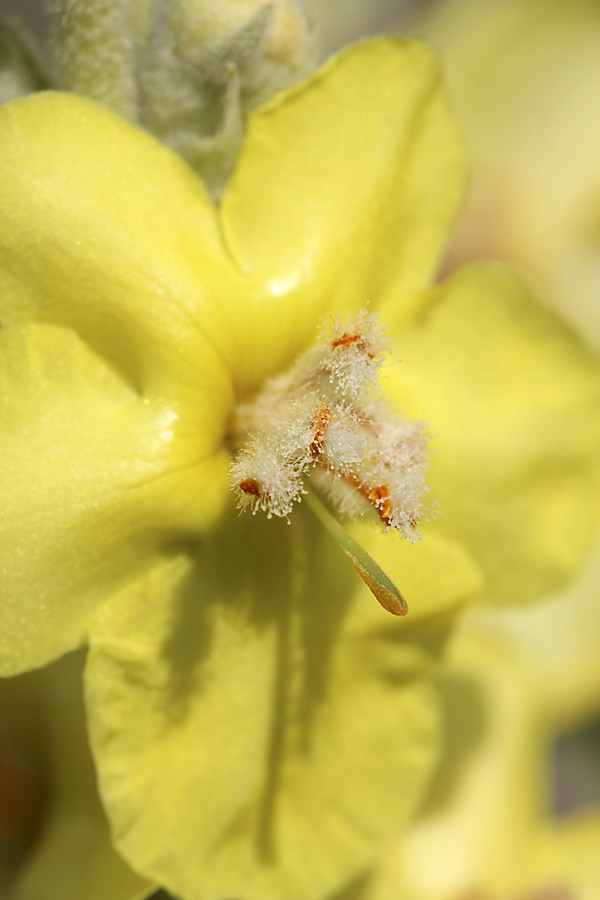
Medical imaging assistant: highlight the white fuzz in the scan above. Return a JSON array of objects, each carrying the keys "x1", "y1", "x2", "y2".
[
  {"x1": 230, "y1": 311, "x2": 428, "y2": 538},
  {"x1": 324, "y1": 311, "x2": 389, "y2": 400},
  {"x1": 230, "y1": 443, "x2": 304, "y2": 519},
  {"x1": 319, "y1": 407, "x2": 367, "y2": 474}
]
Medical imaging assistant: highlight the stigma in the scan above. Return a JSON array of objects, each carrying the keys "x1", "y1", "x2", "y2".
[{"x1": 229, "y1": 311, "x2": 428, "y2": 541}]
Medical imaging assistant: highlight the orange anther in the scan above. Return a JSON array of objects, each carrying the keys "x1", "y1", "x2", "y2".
[
  {"x1": 239, "y1": 478, "x2": 262, "y2": 497},
  {"x1": 331, "y1": 332, "x2": 375, "y2": 358},
  {"x1": 369, "y1": 485, "x2": 392, "y2": 523},
  {"x1": 310, "y1": 402, "x2": 334, "y2": 458}
]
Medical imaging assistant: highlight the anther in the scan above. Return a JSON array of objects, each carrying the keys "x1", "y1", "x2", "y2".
[
  {"x1": 331, "y1": 331, "x2": 375, "y2": 358},
  {"x1": 368, "y1": 485, "x2": 393, "y2": 523},
  {"x1": 310, "y1": 402, "x2": 334, "y2": 458},
  {"x1": 239, "y1": 478, "x2": 262, "y2": 497}
]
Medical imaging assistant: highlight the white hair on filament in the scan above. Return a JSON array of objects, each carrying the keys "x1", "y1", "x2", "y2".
[{"x1": 229, "y1": 310, "x2": 428, "y2": 541}]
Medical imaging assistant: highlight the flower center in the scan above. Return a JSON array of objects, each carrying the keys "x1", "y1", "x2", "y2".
[{"x1": 229, "y1": 311, "x2": 428, "y2": 540}]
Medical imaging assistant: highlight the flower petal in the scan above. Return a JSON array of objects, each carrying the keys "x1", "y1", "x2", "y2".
[
  {"x1": 401, "y1": 630, "x2": 540, "y2": 900},
  {"x1": 532, "y1": 813, "x2": 600, "y2": 900},
  {"x1": 389, "y1": 263, "x2": 600, "y2": 606},
  {"x1": 399, "y1": 590, "x2": 600, "y2": 900},
  {"x1": 490, "y1": 535, "x2": 600, "y2": 719},
  {"x1": 220, "y1": 38, "x2": 466, "y2": 388},
  {"x1": 9, "y1": 651, "x2": 154, "y2": 900},
  {"x1": 84, "y1": 507, "x2": 473, "y2": 900},
  {"x1": 335, "y1": 536, "x2": 600, "y2": 900},
  {"x1": 0, "y1": 322, "x2": 230, "y2": 675},
  {"x1": 0, "y1": 90, "x2": 236, "y2": 408}
]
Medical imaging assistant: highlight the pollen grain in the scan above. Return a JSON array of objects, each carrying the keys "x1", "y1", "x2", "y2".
[
  {"x1": 239, "y1": 478, "x2": 262, "y2": 497},
  {"x1": 331, "y1": 331, "x2": 375, "y2": 358},
  {"x1": 310, "y1": 402, "x2": 334, "y2": 458}
]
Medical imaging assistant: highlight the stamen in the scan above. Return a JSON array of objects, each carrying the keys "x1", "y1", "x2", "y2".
[{"x1": 229, "y1": 311, "x2": 428, "y2": 540}]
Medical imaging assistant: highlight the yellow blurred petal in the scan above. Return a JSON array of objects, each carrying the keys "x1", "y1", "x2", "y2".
[
  {"x1": 395, "y1": 614, "x2": 600, "y2": 900},
  {"x1": 401, "y1": 633, "x2": 541, "y2": 900},
  {"x1": 487, "y1": 533, "x2": 600, "y2": 721},
  {"x1": 339, "y1": 635, "x2": 546, "y2": 900},
  {"x1": 532, "y1": 813, "x2": 600, "y2": 900},
  {"x1": 422, "y1": 0, "x2": 600, "y2": 352},
  {"x1": 358, "y1": 539, "x2": 600, "y2": 900},
  {"x1": 220, "y1": 38, "x2": 466, "y2": 389},
  {"x1": 0, "y1": 322, "x2": 229, "y2": 675},
  {"x1": 85, "y1": 507, "x2": 456, "y2": 900},
  {"x1": 390, "y1": 263, "x2": 600, "y2": 606},
  {"x1": 10, "y1": 651, "x2": 154, "y2": 900}
]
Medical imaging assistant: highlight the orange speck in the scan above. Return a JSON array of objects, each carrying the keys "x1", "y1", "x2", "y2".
[
  {"x1": 239, "y1": 478, "x2": 262, "y2": 497},
  {"x1": 369, "y1": 484, "x2": 392, "y2": 523},
  {"x1": 331, "y1": 332, "x2": 375, "y2": 358},
  {"x1": 310, "y1": 402, "x2": 334, "y2": 458}
]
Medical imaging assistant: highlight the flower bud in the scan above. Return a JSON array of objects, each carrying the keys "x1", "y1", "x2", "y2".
[
  {"x1": 175, "y1": 0, "x2": 312, "y2": 101},
  {"x1": 139, "y1": 0, "x2": 314, "y2": 197},
  {"x1": 0, "y1": 19, "x2": 48, "y2": 106}
]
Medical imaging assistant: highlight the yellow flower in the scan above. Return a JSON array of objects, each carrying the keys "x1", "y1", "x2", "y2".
[
  {"x1": 355, "y1": 537, "x2": 600, "y2": 900},
  {"x1": 0, "y1": 36, "x2": 599, "y2": 900},
  {"x1": 419, "y1": 0, "x2": 600, "y2": 351}
]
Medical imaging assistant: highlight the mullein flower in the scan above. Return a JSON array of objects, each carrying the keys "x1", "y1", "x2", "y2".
[{"x1": 0, "y1": 35, "x2": 599, "y2": 900}]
